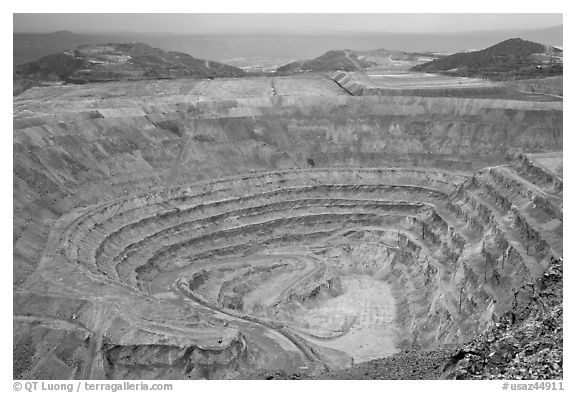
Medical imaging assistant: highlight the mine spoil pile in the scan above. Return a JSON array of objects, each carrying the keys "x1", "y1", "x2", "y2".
[{"x1": 13, "y1": 75, "x2": 562, "y2": 379}]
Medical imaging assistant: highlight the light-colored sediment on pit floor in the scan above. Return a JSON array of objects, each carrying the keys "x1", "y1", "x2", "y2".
[
  {"x1": 527, "y1": 152, "x2": 563, "y2": 178},
  {"x1": 298, "y1": 275, "x2": 398, "y2": 363}
]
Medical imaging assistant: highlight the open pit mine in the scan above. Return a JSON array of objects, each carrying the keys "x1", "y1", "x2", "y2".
[{"x1": 13, "y1": 72, "x2": 562, "y2": 380}]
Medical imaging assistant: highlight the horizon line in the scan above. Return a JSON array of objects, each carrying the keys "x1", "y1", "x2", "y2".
[{"x1": 13, "y1": 24, "x2": 563, "y2": 36}]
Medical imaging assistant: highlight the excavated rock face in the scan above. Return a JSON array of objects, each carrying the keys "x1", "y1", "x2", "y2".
[{"x1": 13, "y1": 75, "x2": 562, "y2": 379}]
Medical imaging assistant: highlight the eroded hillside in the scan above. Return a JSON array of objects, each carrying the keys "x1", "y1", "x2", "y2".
[
  {"x1": 13, "y1": 43, "x2": 245, "y2": 95},
  {"x1": 412, "y1": 38, "x2": 563, "y2": 80}
]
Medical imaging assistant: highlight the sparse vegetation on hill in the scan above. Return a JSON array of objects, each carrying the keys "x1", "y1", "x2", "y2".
[
  {"x1": 412, "y1": 38, "x2": 562, "y2": 80},
  {"x1": 13, "y1": 42, "x2": 245, "y2": 94},
  {"x1": 277, "y1": 50, "x2": 375, "y2": 73}
]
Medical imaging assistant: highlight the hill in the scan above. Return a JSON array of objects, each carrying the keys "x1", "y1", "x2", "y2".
[
  {"x1": 412, "y1": 38, "x2": 562, "y2": 80},
  {"x1": 276, "y1": 50, "x2": 375, "y2": 73},
  {"x1": 13, "y1": 42, "x2": 246, "y2": 94}
]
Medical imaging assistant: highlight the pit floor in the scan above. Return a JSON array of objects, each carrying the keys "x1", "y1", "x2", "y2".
[{"x1": 299, "y1": 275, "x2": 398, "y2": 363}]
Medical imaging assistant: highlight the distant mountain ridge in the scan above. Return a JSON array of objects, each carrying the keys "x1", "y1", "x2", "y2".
[
  {"x1": 276, "y1": 48, "x2": 437, "y2": 74},
  {"x1": 13, "y1": 42, "x2": 245, "y2": 94},
  {"x1": 13, "y1": 25, "x2": 562, "y2": 66},
  {"x1": 412, "y1": 38, "x2": 562, "y2": 80}
]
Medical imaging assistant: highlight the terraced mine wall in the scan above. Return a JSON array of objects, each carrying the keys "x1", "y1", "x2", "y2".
[
  {"x1": 14, "y1": 91, "x2": 562, "y2": 281},
  {"x1": 505, "y1": 76, "x2": 563, "y2": 97},
  {"x1": 13, "y1": 78, "x2": 562, "y2": 379},
  {"x1": 330, "y1": 71, "x2": 510, "y2": 97}
]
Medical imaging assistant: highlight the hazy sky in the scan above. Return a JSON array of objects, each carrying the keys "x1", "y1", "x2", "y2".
[{"x1": 13, "y1": 13, "x2": 562, "y2": 34}]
